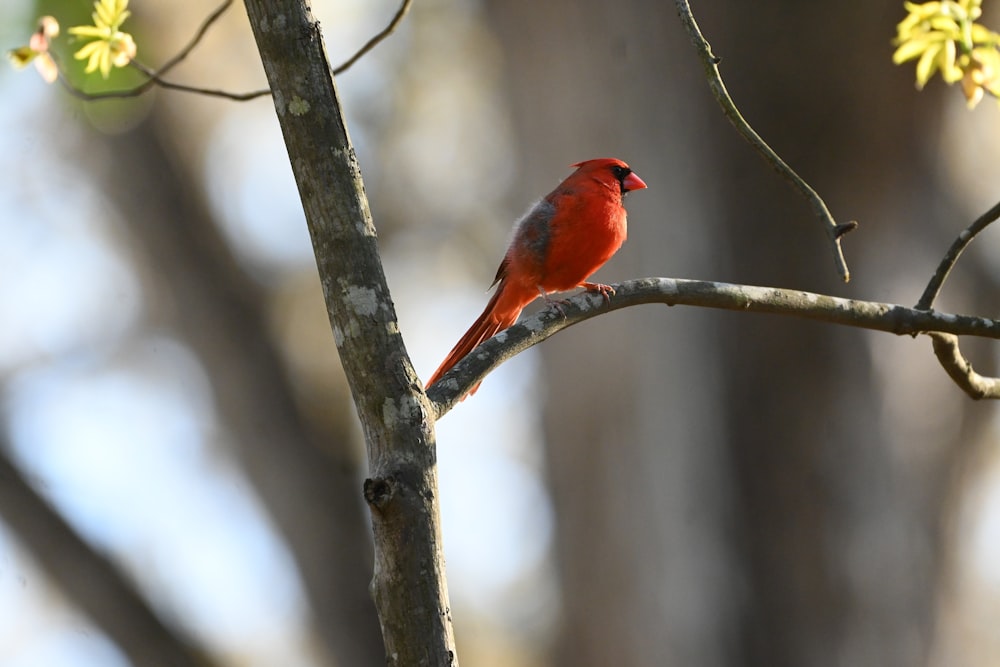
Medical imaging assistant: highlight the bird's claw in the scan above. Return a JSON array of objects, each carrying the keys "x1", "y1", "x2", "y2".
[
  {"x1": 543, "y1": 296, "x2": 569, "y2": 318},
  {"x1": 581, "y1": 281, "x2": 615, "y2": 304}
]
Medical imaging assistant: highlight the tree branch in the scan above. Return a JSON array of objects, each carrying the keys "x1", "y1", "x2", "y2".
[
  {"x1": 427, "y1": 278, "x2": 1000, "y2": 418},
  {"x1": 54, "y1": 0, "x2": 272, "y2": 102},
  {"x1": 243, "y1": 1, "x2": 457, "y2": 665},
  {"x1": 928, "y1": 332, "x2": 1000, "y2": 399},
  {"x1": 911, "y1": 199, "x2": 1000, "y2": 402},
  {"x1": 673, "y1": 0, "x2": 855, "y2": 282},
  {"x1": 916, "y1": 198, "x2": 1000, "y2": 310},
  {"x1": 332, "y1": 0, "x2": 413, "y2": 75},
  {"x1": 154, "y1": 0, "x2": 235, "y2": 78},
  {"x1": 55, "y1": 0, "x2": 411, "y2": 102}
]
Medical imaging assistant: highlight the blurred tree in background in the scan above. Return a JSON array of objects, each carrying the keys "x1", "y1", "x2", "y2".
[{"x1": 2, "y1": 0, "x2": 1000, "y2": 666}]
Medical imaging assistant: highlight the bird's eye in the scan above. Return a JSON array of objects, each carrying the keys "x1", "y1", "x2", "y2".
[{"x1": 611, "y1": 165, "x2": 630, "y2": 181}]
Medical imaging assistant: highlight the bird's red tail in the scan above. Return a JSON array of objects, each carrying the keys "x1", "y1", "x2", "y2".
[{"x1": 426, "y1": 286, "x2": 525, "y2": 396}]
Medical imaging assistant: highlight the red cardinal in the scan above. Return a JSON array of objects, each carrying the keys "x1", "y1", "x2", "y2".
[{"x1": 427, "y1": 157, "x2": 647, "y2": 396}]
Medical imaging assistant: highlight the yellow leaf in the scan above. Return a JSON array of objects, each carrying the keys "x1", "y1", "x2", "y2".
[
  {"x1": 896, "y1": 15, "x2": 924, "y2": 41},
  {"x1": 894, "y1": 37, "x2": 933, "y2": 64},
  {"x1": 970, "y1": 23, "x2": 1000, "y2": 45},
  {"x1": 72, "y1": 40, "x2": 102, "y2": 62},
  {"x1": 939, "y1": 39, "x2": 964, "y2": 81},
  {"x1": 905, "y1": 1, "x2": 942, "y2": 17},
  {"x1": 929, "y1": 15, "x2": 961, "y2": 35},
  {"x1": 98, "y1": 48, "x2": 112, "y2": 78},
  {"x1": 68, "y1": 25, "x2": 108, "y2": 38},
  {"x1": 963, "y1": 0, "x2": 983, "y2": 20},
  {"x1": 916, "y1": 40, "x2": 943, "y2": 87},
  {"x1": 95, "y1": 0, "x2": 114, "y2": 28}
]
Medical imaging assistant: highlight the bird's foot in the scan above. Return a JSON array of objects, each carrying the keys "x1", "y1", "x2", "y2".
[
  {"x1": 581, "y1": 281, "x2": 615, "y2": 304},
  {"x1": 536, "y1": 286, "x2": 571, "y2": 318},
  {"x1": 542, "y1": 295, "x2": 570, "y2": 318}
]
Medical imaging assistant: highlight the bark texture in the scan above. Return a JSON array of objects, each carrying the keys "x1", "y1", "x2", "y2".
[{"x1": 243, "y1": 1, "x2": 457, "y2": 664}]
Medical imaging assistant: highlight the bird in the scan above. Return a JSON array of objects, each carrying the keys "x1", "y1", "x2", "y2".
[{"x1": 426, "y1": 157, "x2": 647, "y2": 398}]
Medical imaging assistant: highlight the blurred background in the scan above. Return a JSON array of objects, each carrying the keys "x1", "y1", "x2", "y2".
[{"x1": 2, "y1": 0, "x2": 1000, "y2": 665}]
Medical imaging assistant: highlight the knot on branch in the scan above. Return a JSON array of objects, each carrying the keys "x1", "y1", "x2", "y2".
[
  {"x1": 363, "y1": 475, "x2": 396, "y2": 511},
  {"x1": 833, "y1": 220, "x2": 859, "y2": 239}
]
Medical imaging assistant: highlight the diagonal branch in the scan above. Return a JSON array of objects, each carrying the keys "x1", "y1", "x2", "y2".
[
  {"x1": 427, "y1": 278, "x2": 1000, "y2": 418},
  {"x1": 154, "y1": 0, "x2": 235, "y2": 78},
  {"x1": 332, "y1": 0, "x2": 413, "y2": 75},
  {"x1": 912, "y1": 199, "x2": 1000, "y2": 402},
  {"x1": 56, "y1": 0, "x2": 412, "y2": 102},
  {"x1": 916, "y1": 198, "x2": 1000, "y2": 310},
  {"x1": 673, "y1": 0, "x2": 855, "y2": 282},
  {"x1": 55, "y1": 0, "x2": 267, "y2": 101}
]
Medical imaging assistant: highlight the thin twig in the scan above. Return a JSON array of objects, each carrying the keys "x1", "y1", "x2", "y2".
[
  {"x1": 53, "y1": 53, "x2": 153, "y2": 100},
  {"x1": 134, "y1": 60, "x2": 272, "y2": 99},
  {"x1": 155, "y1": 0, "x2": 234, "y2": 78},
  {"x1": 54, "y1": 0, "x2": 269, "y2": 101},
  {"x1": 673, "y1": 0, "x2": 854, "y2": 283},
  {"x1": 916, "y1": 198, "x2": 1000, "y2": 310},
  {"x1": 58, "y1": 64, "x2": 271, "y2": 101},
  {"x1": 54, "y1": 0, "x2": 412, "y2": 102},
  {"x1": 333, "y1": 0, "x2": 413, "y2": 75},
  {"x1": 427, "y1": 277, "x2": 1000, "y2": 418},
  {"x1": 913, "y1": 200, "x2": 1000, "y2": 402}
]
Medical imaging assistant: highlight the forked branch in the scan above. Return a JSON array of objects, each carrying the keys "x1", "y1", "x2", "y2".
[
  {"x1": 427, "y1": 278, "x2": 1000, "y2": 418},
  {"x1": 55, "y1": 0, "x2": 412, "y2": 102},
  {"x1": 673, "y1": 0, "x2": 855, "y2": 282},
  {"x1": 917, "y1": 199, "x2": 1000, "y2": 310},
  {"x1": 913, "y1": 199, "x2": 1000, "y2": 399}
]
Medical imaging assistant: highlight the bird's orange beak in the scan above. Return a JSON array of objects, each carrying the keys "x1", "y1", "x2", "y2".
[{"x1": 623, "y1": 171, "x2": 647, "y2": 192}]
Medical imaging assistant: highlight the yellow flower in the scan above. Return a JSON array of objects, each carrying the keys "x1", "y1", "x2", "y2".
[
  {"x1": 68, "y1": 0, "x2": 137, "y2": 78},
  {"x1": 893, "y1": 0, "x2": 1000, "y2": 106},
  {"x1": 960, "y1": 47, "x2": 1000, "y2": 107},
  {"x1": 6, "y1": 16, "x2": 60, "y2": 83}
]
